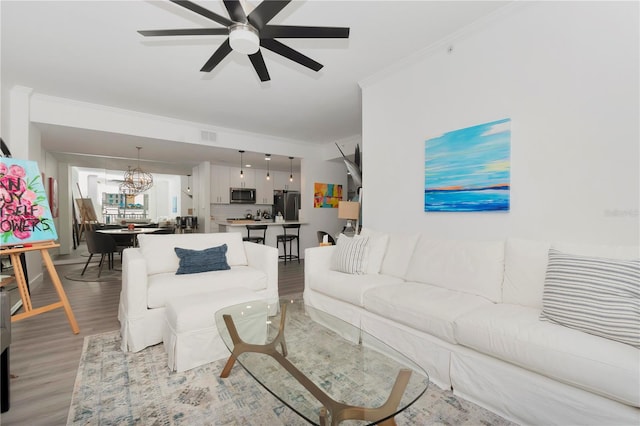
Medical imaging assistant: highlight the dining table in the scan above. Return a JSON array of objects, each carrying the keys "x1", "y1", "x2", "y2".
[{"x1": 95, "y1": 227, "x2": 160, "y2": 247}]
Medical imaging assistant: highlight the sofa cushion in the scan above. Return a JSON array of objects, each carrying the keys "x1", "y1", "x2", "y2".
[
  {"x1": 331, "y1": 234, "x2": 369, "y2": 274},
  {"x1": 404, "y1": 239, "x2": 505, "y2": 302},
  {"x1": 175, "y1": 245, "x2": 230, "y2": 275},
  {"x1": 363, "y1": 282, "x2": 494, "y2": 344},
  {"x1": 308, "y1": 270, "x2": 403, "y2": 307},
  {"x1": 380, "y1": 232, "x2": 420, "y2": 278},
  {"x1": 502, "y1": 239, "x2": 640, "y2": 309},
  {"x1": 552, "y1": 241, "x2": 639, "y2": 259},
  {"x1": 358, "y1": 228, "x2": 390, "y2": 274},
  {"x1": 540, "y1": 249, "x2": 639, "y2": 348},
  {"x1": 454, "y1": 303, "x2": 640, "y2": 407},
  {"x1": 502, "y1": 238, "x2": 551, "y2": 309},
  {"x1": 138, "y1": 232, "x2": 248, "y2": 275},
  {"x1": 147, "y1": 266, "x2": 267, "y2": 309}
]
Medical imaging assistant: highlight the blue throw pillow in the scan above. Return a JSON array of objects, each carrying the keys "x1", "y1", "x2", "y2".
[{"x1": 174, "y1": 245, "x2": 230, "y2": 275}]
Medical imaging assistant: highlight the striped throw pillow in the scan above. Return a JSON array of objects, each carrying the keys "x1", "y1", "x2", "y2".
[
  {"x1": 331, "y1": 235, "x2": 369, "y2": 274},
  {"x1": 540, "y1": 248, "x2": 640, "y2": 348}
]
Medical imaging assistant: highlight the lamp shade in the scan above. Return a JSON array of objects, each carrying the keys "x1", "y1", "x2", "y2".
[{"x1": 338, "y1": 201, "x2": 360, "y2": 220}]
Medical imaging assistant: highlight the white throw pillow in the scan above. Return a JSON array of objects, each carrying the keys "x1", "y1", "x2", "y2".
[
  {"x1": 331, "y1": 234, "x2": 370, "y2": 274},
  {"x1": 359, "y1": 228, "x2": 390, "y2": 274}
]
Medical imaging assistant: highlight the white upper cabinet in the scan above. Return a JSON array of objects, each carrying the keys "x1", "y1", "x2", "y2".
[
  {"x1": 255, "y1": 173, "x2": 274, "y2": 205},
  {"x1": 211, "y1": 165, "x2": 299, "y2": 204},
  {"x1": 229, "y1": 167, "x2": 256, "y2": 189},
  {"x1": 210, "y1": 165, "x2": 230, "y2": 204},
  {"x1": 273, "y1": 170, "x2": 300, "y2": 191}
]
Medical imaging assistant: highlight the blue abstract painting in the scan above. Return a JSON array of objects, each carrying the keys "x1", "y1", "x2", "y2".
[{"x1": 425, "y1": 118, "x2": 511, "y2": 212}]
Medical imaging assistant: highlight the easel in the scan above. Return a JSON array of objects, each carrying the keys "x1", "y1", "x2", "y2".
[
  {"x1": 1, "y1": 241, "x2": 79, "y2": 334},
  {"x1": 75, "y1": 184, "x2": 98, "y2": 243}
]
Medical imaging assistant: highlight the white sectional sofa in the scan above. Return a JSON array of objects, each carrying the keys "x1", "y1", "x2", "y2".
[
  {"x1": 304, "y1": 230, "x2": 639, "y2": 426},
  {"x1": 119, "y1": 232, "x2": 278, "y2": 353}
]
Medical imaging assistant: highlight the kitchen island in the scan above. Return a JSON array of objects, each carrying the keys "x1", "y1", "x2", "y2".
[{"x1": 214, "y1": 220, "x2": 308, "y2": 253}]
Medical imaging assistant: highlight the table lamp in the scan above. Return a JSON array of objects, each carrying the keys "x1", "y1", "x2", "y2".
[{"x1": 338, "y1": 201, "x2": 360, "y2": 237}]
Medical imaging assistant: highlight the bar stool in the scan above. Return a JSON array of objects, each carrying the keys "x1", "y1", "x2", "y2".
[
  {"x1": 276, "y1": 224, "x2": 300, "y2": 264},
  {"x1": 243, "y1": 224, "x2": 267, "y2": 244}
]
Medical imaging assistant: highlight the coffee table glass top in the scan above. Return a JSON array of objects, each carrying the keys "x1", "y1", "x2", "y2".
[{"x1": 215, "y1": 299, "x2": 429, "y2": 425}]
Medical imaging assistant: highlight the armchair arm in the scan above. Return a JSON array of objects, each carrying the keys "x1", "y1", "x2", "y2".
[
  {"x1": 120, "y1": 248, "x2": 149, "y2": 318},
  {"x1": 243, "y1": 242, "x2": 278, "y2": 299}
]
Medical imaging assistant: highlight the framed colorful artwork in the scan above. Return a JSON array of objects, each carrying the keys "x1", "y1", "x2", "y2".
[
  {"x1": 48, "y1": 177, "x2": 58, "y2": 218},
  {"x1": 0, "y1": 158, "x2": 58, "y2": 245},
  {"x1": 314, "y1": 182, "x2": 343, "y2": 208},
  {"x1": 425, "y1": 118, "x2": 511, "y2": 212}
]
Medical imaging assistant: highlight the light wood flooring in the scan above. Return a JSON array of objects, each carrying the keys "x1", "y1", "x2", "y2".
[{"x1": 0, "y1": 251, "x2": 304, "y2": 425}]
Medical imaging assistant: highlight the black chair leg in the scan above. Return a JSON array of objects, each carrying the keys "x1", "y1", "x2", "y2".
[
  {"x1": 1, "y1": 347, "x2": 9, "y2": 413},
  {"x1": 81, "y1": 254, "x2": 94, "y2": 276},
  {"x1": 97, "y1": 254, "x2": 105, "y2": 278}
]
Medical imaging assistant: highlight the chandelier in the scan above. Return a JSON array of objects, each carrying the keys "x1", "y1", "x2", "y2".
[{"x1": 120, "y1": 147, "x2": 153, "y2": 195}]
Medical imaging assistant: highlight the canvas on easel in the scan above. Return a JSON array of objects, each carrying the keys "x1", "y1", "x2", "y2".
[
  {"x1": 75, "y1": 197, "x2": 98, "y2": 241},
  {"x1": 0, "y1": 158, "x2": 58, "y2": 245},
  {"x1": 0, "y1": 157, "x2": 78, "y2": 333}
]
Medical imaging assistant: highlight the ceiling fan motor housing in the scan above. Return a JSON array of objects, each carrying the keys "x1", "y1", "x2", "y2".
[{"x1": 229, "y1": 24, "x2": 259, "y2": 55}]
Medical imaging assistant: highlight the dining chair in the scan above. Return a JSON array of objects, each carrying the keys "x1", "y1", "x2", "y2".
[
  {"x1": 152, "y1": 227, "x2": 175, "y2": 234},
  {"x1": 316, "y1": 231, "x2": 336, "y2": 245},
  {"x1": 81, "y1": 231, "x2": 118, "y2": 277}
]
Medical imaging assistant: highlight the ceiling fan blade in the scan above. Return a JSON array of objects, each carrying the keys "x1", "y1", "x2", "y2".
[
  {"x1": 260, "y1": 39, "x2": 323, "y2": 72},
  {"x1": 247, "y1": 0, "x2": 290, "y2": 29},
  {"x1": 138, "y1": 28, "x2": 228, "y2": 37},
  {"x1": 261, "y1": 25, "x2": 350, "y2": 39},
  {"x1": 171, "y1": 0, "x2": 233, "y2": 27},
  {"x1": 248, "y1": 51, "x2": 271, "y2": 82},
  {"x1": 223, "y1": 0, "x2": 247, "y2": 23},
  {"x1": 200, "y1": 38, "x2": 232, "y2": 72}
]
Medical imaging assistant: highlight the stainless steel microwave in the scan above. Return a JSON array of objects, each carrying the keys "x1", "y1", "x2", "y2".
[{"x1": 230, "y1": 187, "x2": 256, "y2": 204}]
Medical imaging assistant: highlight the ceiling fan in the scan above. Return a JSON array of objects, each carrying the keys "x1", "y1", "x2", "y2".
[{"x1": 138, "y1": 0, "x2": 350, "y2": 82}]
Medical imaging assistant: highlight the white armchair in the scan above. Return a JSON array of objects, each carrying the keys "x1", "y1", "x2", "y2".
[{"x1": 118, "y1": 232, "x2": 278, "y2": 352}]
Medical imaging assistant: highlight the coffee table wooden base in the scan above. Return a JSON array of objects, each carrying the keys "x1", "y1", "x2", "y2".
[{"x1": 220, "y1": 303, "x2": 412, "y2": 426}]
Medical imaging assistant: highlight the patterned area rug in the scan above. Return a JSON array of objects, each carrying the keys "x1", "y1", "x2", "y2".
[{"x1": 68, "y1": 331, "x2": 516, "y2": 425}]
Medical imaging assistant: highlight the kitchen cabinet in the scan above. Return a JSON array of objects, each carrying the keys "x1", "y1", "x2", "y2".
[
  {"x1": 210, "y1": 165, "x2": 230, "y2": 204},
  {"x1": 273, "y1": 170, "x2": 300, "y2": 191},
  {"x1": 229, "y1": 167, "x2": 255, "y2": 189},
  {"x1": 255, "y1": 174, "x2": 274, "y2": 205}
]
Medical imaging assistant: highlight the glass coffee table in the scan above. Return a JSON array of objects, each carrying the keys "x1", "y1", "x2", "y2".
[{"x1": 215, "y1": 299, "x2": 429, "y2": 426}]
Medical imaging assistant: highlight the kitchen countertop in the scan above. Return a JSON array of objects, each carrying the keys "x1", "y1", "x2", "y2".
[{"x1": 214, "y1": 220, "x2": 307, "y2": 227}]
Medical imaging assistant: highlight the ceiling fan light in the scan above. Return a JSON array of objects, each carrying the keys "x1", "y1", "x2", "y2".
[{"x1": 229, "y1": 24, "x2": 259, "y2": 55}]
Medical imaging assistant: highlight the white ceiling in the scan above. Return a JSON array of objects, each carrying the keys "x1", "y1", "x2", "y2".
[{"x1": 1, "y1": 0, "x2": 509, "y2": 174}]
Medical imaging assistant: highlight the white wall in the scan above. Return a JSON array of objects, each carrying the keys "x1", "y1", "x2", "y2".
[
  {"x1": 361, "y1": 1, "x2": 639, "y2": 245},
  {"x1": 300, "y1": 157, "x2": 349, "y2": 252}
]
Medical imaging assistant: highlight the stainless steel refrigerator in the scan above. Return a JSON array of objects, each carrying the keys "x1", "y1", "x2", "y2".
[{"x1": 273, "y1": 190, "x2": 300, "y2": 221}]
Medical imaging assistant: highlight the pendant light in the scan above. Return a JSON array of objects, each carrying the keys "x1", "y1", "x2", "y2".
[
  {"x1": 121, "y1": 146, "x2": 153, "y2": 195},
  {"x1": 239, "y1": 150, "x2": 245, "y2": 179},
  {"x1": 289, "y1": 157, "x2": 294, "y2": 182},
  {"x1": 265, "y1": 154, "x2": 271, "y2": 180}
]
